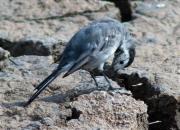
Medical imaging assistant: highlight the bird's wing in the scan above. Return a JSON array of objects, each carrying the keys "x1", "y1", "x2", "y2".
[
  {"x1": 64, "y1": 20, "x2": 121, "y2": 53},
  {"x1": 62, "y1": 49, "x2": 92, "y2": 77},
  {"x1": 61, "y1": 21, "x2": 123, "y2": 77}
]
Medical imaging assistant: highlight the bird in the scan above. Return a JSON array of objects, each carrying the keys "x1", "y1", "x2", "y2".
[{"x1": 24, "y1": 18, "x2": 135, "y2": 106}]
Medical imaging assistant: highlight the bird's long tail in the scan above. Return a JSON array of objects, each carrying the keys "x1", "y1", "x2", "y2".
[{"x1": 24, "y1": 68, "x2": 62, "y2": 107}]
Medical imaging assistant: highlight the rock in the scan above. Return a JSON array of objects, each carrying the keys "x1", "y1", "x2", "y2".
[
  {"x1": 0, "y1": 47, "x2": 10, "y2": 60},
  {"x1": 134, "y1": 1, "x2": 167, "y2": 18},
  {"x1": 22, "y1": 121, "x2": 42, "y2": 130},
  {"x1": 41, "y1": 117, "x2": 54, "y2": 126},
  {"x1": 110, "y1": 25, "x2": 180, "y2": 129},
  {"x1": 110, "y1": 66, "x2": 179, "y2": 129},
  {"x1": 0, "y1": 47, "x2": 10, "y2": 70},
  {"x1": 0, "y1": 0, "x2": 179, "y2": 130},
  {"x1": 0, "y1": 55, "x2": 85, "y2": 102},
  {"x1": 177, "y1": 69, "x2": 180, "y2": 74},
  {"x1": 142, "y1": 32, "x2": 157, "y2": 44},
  {"x1": 0, "y1": 0, "x2": 118, "y2": 57},
  {"x1": 105, "y1": 0, "x2": 180, "y2": 129},
  {"x1": 0, "y1": 55, "x2": 77, "y2": 129},
  {"x1": 47, "y1": 126, "x2": 61, "y2": 130},
  {"x1": 11, "y1": 38, "x2": 66, "y2": 57},
  {"x1": 65, "y1": 91, "x2": 148, "y2": 130},
  {"x1": 0, "y1": 55, "x2": 147, "y2": 129}
]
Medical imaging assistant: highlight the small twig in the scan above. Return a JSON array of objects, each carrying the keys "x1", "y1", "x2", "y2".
[
  {"x1": 149, "y1": 121, "x2": 162, "y2": 125},
  {"x1": 8, "y1": 58, "x2": 19, "y2": 66},
  {"x1": 131, "y1": 83, "x2": 143, "y2": 87}
]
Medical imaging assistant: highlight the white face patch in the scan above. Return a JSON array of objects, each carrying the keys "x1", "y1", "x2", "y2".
[{"x1": 112, "y1": 47, "x2": 130, "y2": 71}]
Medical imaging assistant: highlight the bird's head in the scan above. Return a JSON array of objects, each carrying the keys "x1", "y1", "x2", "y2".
[{"x1": 112, "y1": 37, "x2": 136, "y2": 71}]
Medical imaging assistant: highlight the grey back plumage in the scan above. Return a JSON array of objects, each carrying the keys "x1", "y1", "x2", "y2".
[{"x1": 58, "y1": 18, "x2": 129, "y2": 75}]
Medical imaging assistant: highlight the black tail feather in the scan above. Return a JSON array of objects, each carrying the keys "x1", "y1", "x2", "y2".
[
  {"x1": 24, "y1": 69, "x2": 61, "y2": 107},
  {"x1": 34, "y1": 70, "x2": 58, "y2": 91}
]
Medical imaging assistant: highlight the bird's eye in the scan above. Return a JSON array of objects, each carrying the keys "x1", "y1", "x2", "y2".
[{"x1": 120, "y1": 61, "x2": 124, "y2": 64}]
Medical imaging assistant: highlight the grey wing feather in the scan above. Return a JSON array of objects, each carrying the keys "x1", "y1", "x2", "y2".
[
  {"x1": 62, "y1": 51, "x2": 91, "y2": 77},
  {"x1": 59, "y1": 19, "x2": 124, "y2": 73}
]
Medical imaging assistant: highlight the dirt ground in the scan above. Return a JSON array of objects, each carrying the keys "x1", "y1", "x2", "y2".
[{"x1": 0, "y1": 0, "x2": 179, "y2": 130}]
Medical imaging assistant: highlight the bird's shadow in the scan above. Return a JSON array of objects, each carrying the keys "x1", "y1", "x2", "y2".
[
  {"x1": 2, "y1": 76, "x2": 127, "y2": 108},
  {"x1": 1, "y1": 81, "x2": 107, "y2": 108},
  {"x1": 40, "y1": 82, "x2": 105, "y2": 103},
  {"x1": 1, "y1": 101, "x2": 26, "y2": 108}
]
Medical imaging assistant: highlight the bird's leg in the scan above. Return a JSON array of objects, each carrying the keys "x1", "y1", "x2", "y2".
[
  {"x1": 90, "y1": 73, "x2": 99, "y2": 88},
  {"x1": 90, "y1": 70, "x2": 121, "y2": 92},
  {"x1": 98, "y1": 63, "x2": 114, "y2": 90},
  {"x1": 102, "y1": 71, "x2": 124, "y2": 91},
  {"x1": 101, "y1": 71, "x2": 114, "y2": 90}
]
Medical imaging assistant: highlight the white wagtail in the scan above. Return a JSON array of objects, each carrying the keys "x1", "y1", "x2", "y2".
[{"x1": 25, "y1": 18, "x2": 135, "y2": 106}]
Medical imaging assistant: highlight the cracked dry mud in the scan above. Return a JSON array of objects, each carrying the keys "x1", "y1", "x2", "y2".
[{"x1": 0, "y1": 0, "x2": 179, "y2": 130}]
